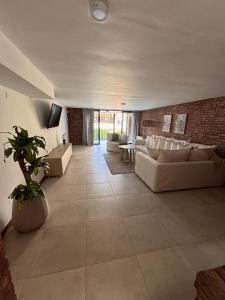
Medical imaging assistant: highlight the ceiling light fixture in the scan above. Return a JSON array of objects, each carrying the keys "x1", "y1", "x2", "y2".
[{"x1": 90, "y1": 0, "x2": 109, "y2": 22}]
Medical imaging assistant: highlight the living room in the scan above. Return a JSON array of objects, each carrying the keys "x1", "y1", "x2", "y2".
[{"x1": 0, "y1": 1, "x2": 225, "y2": 299}]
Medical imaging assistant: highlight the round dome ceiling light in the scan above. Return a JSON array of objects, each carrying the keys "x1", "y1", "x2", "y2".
[{"x1": 90, "y1": 0, "x2": 109, "y2": 22}]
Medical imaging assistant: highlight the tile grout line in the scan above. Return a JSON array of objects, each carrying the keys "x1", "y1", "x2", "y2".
[{"x1": 120, "y1": 214, "x2": 153, "y2": 299}]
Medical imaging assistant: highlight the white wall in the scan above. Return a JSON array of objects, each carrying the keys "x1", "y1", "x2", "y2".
[
  {"x1": 0, "y1": 85, "x2": 68, "y2": 230},
  {"x1": 57, "y1": 107, "x2": 69, "y2": 144},
  {"x1": 0, "y1": 30, "x2": 54, "y2": 99}
]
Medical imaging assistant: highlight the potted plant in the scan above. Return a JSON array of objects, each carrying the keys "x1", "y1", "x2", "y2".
[{"x1": 3, "y1": 126, "x2": 49, "y2": 232}]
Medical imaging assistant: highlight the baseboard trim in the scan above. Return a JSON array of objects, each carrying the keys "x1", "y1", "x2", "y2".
[{"x1": 1, "y1": 220, "x2": 13, "y2": 239}]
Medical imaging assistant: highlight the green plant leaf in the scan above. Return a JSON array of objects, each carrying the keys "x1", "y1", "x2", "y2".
[{"x1": 4, "y1": 147, "x2": 13, "y2": 158}]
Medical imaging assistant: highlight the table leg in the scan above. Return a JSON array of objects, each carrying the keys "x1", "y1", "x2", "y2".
[{"x1": 120, "y1": 149, "x2": 123, "y2": 160}]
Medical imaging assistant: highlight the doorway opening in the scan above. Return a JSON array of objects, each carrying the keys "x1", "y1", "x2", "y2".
[{"x1": 93, "y1": 110, "x2": 133, "y2": 145}]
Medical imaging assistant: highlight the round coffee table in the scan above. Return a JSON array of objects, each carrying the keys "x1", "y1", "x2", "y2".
[{"x1": 119, "y1": 144, "x2": 135, "y2": 162}]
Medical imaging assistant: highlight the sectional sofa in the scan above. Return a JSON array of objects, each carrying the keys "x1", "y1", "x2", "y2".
[{"x1": 135, "y1": 135, "x2": 225, "y2": 192}]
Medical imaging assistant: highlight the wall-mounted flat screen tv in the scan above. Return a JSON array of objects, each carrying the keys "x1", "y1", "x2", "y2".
[{"x1": 47, "y1": 103, "x2": 62, "y2": 128}]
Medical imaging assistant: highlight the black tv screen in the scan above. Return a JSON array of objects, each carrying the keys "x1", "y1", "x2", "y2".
[{"x1": 47, "y1": 103, "x2": 62, "y2": 128}]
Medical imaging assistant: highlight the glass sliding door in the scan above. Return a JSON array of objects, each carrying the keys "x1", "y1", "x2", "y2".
[
  {"x1": 93, "y1": 110, "x2": 100, "y2": 144},
  {"x1": 93, "y1": 110, "x2": 134, "y2": 144}
]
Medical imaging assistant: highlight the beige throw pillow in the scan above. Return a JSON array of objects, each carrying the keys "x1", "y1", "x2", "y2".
[
  {"x1": 157, "y1": 149, "x2": 190, "y2": 163},
  {"x1": 189, "y1": 149, "x2": 209, "y2": 161},
  {"x1": 147, "y1": 147, "x2": 160, "y2": 160}
]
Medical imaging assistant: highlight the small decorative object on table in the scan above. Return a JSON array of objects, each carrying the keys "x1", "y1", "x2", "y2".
[
  {"x1": 119, "y1": 144, "x2": 135, "y2": 162},
  {"x1": 3, "y1": 126, "x2": 49, "y2": 232}
]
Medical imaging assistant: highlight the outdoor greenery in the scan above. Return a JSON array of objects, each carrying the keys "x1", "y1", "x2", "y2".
[
  {"x1": 93, "y1": 128, "x2": 110, "y2": 141},
  {"x1": 3, "y1": 126, "x2": 49, "y2": 209}
]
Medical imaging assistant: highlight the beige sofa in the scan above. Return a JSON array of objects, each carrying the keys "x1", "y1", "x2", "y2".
[
  {"x1": 106, "y1": 133, "x2": 128, "y2": 152},
  {"x1": 135, "y1": 135, "x2": 225, "y2": 192}
]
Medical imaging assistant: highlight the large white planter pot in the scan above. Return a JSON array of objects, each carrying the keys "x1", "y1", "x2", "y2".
[{"x1": 12, "y1": 192, "x2": 49, "y2": 233}]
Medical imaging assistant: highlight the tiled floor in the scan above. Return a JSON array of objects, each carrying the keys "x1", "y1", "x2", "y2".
[{"x1": 5, "y1": 145, "x2": 225, "y2": 300}]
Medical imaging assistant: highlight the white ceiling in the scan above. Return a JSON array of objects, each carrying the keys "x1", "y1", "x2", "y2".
[{"x1": 0, "y1": 0, "x2": 225, "y2": 110}]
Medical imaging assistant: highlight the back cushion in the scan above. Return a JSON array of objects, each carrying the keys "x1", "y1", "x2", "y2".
[
  {"x1": 189, "y1": 149, "x2": 209, "y2": 161},
  {"x1": 177, "y1": 142, "x2": 191, "y2": 150},
  {"x1": 145, "y1": 136, "x2": 152, "y2": 147},
  {"x1": 196, "y1": 144, "x2": 217, "y2": 159},
  {"x1": 136, "y1": 136, "x2": 144, "y2": 140},
  {"x1": 152, "y1": 136, "x2": 159, "y2": 148},
  {"x1": 158, "y1": 149, "x2": 190, "y2": 163},
  {"x1": 164, "y1": 139, "x2": 173, "y2": 150},
  {"x1": 112, "y1": 133, "x2": 119, "y2": 142},
  {"x1": 119, "y1": 134, "x2": 127, "y2": 143},
  {"x1": 156, "y1": 137, "x2": 166, "y2": 149},
  {"x1": 107, "y1": 133, "x2": 113, "y2": 141}
]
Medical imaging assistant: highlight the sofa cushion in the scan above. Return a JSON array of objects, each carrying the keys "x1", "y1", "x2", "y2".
[
  {"x1": 196, "y1": 144, "x2": 217, "y2": 159},
  {"x1": 135, "y1": 145, "x2": 148, "y2": 154},
  {"x1": 112, "y1": 133, "x2": 119, "y2": 142},
  {"x1": 177, "y1": 142, "x2": 191, "y2": 150},
  {"x1": 152, "y1": 136, "x2": 159, "y2": 148},
  {"x1": 136, "y1": 136, "x2": 144, "y2": 140},
  {"x1": 119, "y1": 133, "x2": 128, "y2": 144},
  {"x1": 164, "y1": 139, "x2": 173, "y2": 150},
  {"x1": 107, "y1": 133, "x2": 113, "y2": 142},
  {"x1": 156, "y1": 137, "x2": 166, "y2": 149},
  {"x1": 147, "y1": 147, "x2": 160, "y2": 160},
  {"x1": 189, "y1": 149, "x2": 209, "y2": 161},
  {"x1": 145, "y1": 136, "x2": 152, "y2": 147},
  {"x1": 157, "y1": 149, "x2": 190, "y2": 162}
]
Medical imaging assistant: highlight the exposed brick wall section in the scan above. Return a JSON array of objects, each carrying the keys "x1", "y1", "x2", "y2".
[
  {"x1": 67, "y1": 108, "x2": 83, "y2": 145},
  {"x1": 139, "y1": 97, "x2": 225, "y2": 158}
]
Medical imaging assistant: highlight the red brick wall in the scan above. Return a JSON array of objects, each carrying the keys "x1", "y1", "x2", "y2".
[
  {"x1": 139, "y1": 97, "x2": 225, "y2": 157},
  {"x1": 67, "y1": 108, "x2": 83, "y2": 145}
]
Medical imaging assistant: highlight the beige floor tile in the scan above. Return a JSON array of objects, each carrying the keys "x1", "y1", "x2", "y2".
[
  {"x1": 65, "y1": 166, "x2": 87, "y2": 175},
  {"x1": 178, "y1": 240, "x2": 225, "y2": 272},
  {"x1": 61, "y1": 174, "x2": 87, "y2": 185},
  {"x1": 5, "y1": 229, "x2": 43, "y2": 281},
  {"x1": 116, "y1": 193, "x2": 164, "y2": 217},
  {"x1": 138, "y1": 248, "x2": 196, "y2": 300},
  {"x1": 131, "y1": 180, "x2": 151, "y2": 193},
  {"x1": 18, "y1": 268, "x2": 85, "y2": 300},
  {"x1": 85, "y1": 167, "x2": 109, "y2": 174},
  {"x1": 124, "y1": 214, "x2": 176, "y2": 254},
  {"x1": 86, "y1": 197, "x2": 120, "y2": 221},
  {"x1": 44, "y1": 185, "x2": 86, "y2": 203},
  {"x1": 86, "y1": 183, "x2": 114, "y2": 198},
  {"x1": 159, "y1": 210, "x2": 207, "y2": 245},
  {"x1": 32, "y1": 224, "x2": 85, "y2": 276},
  {"x1": 183, "y1": 205, "x2": 225, "y2": 238},
  {"x1": 86, "y1": 173, "x2": 110, "y2": 184},
  {"x1": 192, "y1": 187, "x2": 225, "y2": 205},
  {"x1": 108, "y1": 173, "x2": 131, "y2": 182},
  {"x1": 86, "y1": 219, "x2": 133, "y2": 265},
  {"x1": 46, "y1": 200, "x2": 86, "y2": 227},
  {"x1": 111, "y1": 181, "x2": 138, "y2": 195},
  {"x1": 156, "y1": 189, "x2": 205, "y2": 210},
  {"x1": 86, "y1": 257, "x2": 149, "y2": 300}
]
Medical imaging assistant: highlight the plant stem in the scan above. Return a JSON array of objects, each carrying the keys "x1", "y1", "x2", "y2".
[{"x1": 18, "y1": 158, "x2": 31, "y2": 184}]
